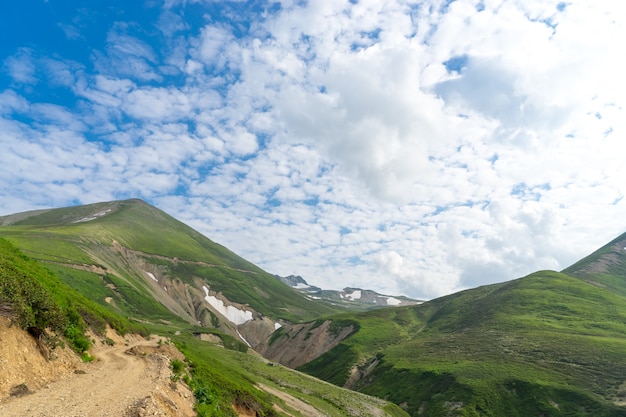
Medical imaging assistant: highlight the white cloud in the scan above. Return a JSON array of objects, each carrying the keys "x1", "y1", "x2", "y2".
[
  {"x1": 93, "y1": 23, "x2": 163, "y2": 82},
  {"x1": 122, "y1": 87, "x2": 193, "y2": 121},
  {"x1": 0, "y1": 90, "x2": 29, "y2": 114},
  {"x1": 3, "y1": 48, "x2": 37, "y2": 85}
]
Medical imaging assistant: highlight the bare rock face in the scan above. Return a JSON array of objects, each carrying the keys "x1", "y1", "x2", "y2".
[
  {"x1": 239, "y1": 317, "x2": 279, "y2": 349},
  {"x1": 255, "y1": 320, "x2": 356, "y2": 369}
]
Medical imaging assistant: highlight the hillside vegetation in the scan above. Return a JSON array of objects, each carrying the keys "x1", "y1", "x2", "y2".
[
  {"x1": 563, "y1": 232, "x2": 626, "y2": 295},
  {"x1": 0, "y1": 238, "x2": 146, "y2": 355},
  {"x1": 0, "y1": 201, "x2": 407, "y2": 416},
  {"x1": 297, "y1": 270, "x2": 626, "y2": 416},
  {"x1": 0, "y1": 199, "x2": 340, "y2": 335},
  {"x1": 4, "y1": 199, "x2": 626, "y2": 416}
]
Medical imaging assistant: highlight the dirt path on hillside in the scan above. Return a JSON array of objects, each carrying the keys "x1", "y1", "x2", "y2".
[
  {"x1": 257, "y1": 383, "x2": 325, "y2": 417},
  {"x1": 0, "y1": 336, "x2": 195, "y2": 417}
]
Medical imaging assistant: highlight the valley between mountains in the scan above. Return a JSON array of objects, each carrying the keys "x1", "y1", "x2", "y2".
[{"x1": 2, "y1": 198, "x2": 626, "y2": 416}]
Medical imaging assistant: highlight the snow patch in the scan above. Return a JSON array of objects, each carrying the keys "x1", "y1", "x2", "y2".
[
  {"x1": 293, "y1": 283, "x2": 311, "y2": 289},
  {"x1": 202, "y1": 286, "x2": 253, "y2": 325},
  {"x1": 274, "y1": 322, "x2": 282, "y2": 330},
  {"x1": 145, "y1": 271, "x2": 158, "y2": 282},
  {"x1": 236, "y1": 329, "x2": 252, "y2": 347},
  {"x1": 72, "y1": 209, "x2": 112, "y2": 223},
  {"x1": 342, "y1": 290, "x2": 362, "y2": 301},
  {"x1": 385, "y1": 297, "x2": 402, "y2": 306}
]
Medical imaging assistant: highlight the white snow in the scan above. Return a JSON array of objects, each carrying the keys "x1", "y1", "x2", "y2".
[
  {"x1": 343, "y1": 290, "x2": 362, "y2": 300},
  {"x1": 145, "y1": 271, "x2": 158, "y2": 282},
  {"x1": 202, "y1": 286, "x2": 253, "y2": 325},
  {"x1": 274, "y1": 322, "x2": 282, "y2": 330},
  {"x1": 385, "y1": 297, "x2": 402, "y2": 306},
  {"x1": 236, "y1": 328, "x2": 252, "y2": 347},
  {"x1": 72, "y1": 209, "x2": 112, "y2": 223},
  {"x1": 293, "y1": 283, "x2": 311, "y2": 289}
]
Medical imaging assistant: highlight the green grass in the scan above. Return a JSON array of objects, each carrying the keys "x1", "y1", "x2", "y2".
[
  {"x1": 0, "y1": 199, "x2": 341, "y2": 323},
  {"x1": 0, "y1": 227, "x2": 105, "y2": 267},
  {"x1": 1, "y1": 235, "x2": 403, "y2": 416},
  {"x1": 7, "y1": 199, "x2": 626, "y2": 416},
  {"x1": 563, "y1": 232, "x2": 626, "y2": 296},
  {"x1": 174, "y1": 333, "x2": 408, "y2": 417},
  {"x1": 295, "y1": 271, "x2": 626, "y2": 416},
  {"x1": 0, "y1": 238, "x2": 147, "y2": 353},
  {"x1": 47, "y1": 266, "x2": 116, "y2": 306}
]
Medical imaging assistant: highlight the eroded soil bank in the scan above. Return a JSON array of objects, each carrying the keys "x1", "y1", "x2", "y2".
[{"x1": 0, "y1": 319, "x2": 195, "y2": 417}]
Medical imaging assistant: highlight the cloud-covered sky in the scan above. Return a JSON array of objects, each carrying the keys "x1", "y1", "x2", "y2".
[{"x1": 1, "y1": 0, "x2": 625, "y2": 299}]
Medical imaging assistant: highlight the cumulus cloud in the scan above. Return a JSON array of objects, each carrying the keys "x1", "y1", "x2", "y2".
[
  {"x1": 3, "y1": 48, "x2": 38, "y2": 85},
  {"x1": 92, "y1": 23, "x2": 164, "y2": 82}
]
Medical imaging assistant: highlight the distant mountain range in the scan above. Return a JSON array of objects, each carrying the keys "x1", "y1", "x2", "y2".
[
  {"x1": 2, "y1": 199, "x2": 626, "y2": 416},
  {"x1": 274, "y1": 274, "x2": 422, "y2": 309}
]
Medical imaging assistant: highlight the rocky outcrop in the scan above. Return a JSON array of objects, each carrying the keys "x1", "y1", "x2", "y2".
[
  {"x1": 255, "y1": 320, "x2": 357, "y2": 368},
  {"x1": 240, "y1": 317, "x2": 280, "y2": 348}
]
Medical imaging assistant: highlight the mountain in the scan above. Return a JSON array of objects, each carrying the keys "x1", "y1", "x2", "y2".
[
  {"x1": 275, "y1": 274, "x2": 422, "y2": 310},
  {"x1": 0, "y1": 199, "x2": 343, "y2": 347},
  {"x1": 563, "y1": 231, "x2": 626, "y2": 295},
  {"x1": 269, "y1": 256, "x2": 626, "y2": 415},
  {"x1": 0, "y1": 200, "x2": 407, "y2": 416},
  {"x1": 0, "y1": 237, "x2": 408, "y2": 416},
  {"x1": 4, "y1": 199, "x2": 626, "y2": 416}
]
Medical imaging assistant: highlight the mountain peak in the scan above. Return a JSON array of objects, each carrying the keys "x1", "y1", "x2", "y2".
[
  {"x1": 274, "y1": 274, "x2": 421, "y2": 310},
  {"x1": 0, "y1": 199, "x2": 149, "y2": 226}
]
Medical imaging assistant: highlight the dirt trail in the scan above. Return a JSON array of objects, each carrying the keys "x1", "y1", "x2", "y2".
[
  {"x1": 258, "y1": 383, "x2": 325, "y2": 417},
  {"x1": 0, "y1": 336, "x2": 195, "y2": 417}
]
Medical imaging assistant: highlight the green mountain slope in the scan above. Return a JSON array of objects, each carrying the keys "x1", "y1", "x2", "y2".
[
  {"x1": 0, "y1": 238, "x2": 147, "y2": 354},
  {"x1": 6, "y1": 199, "x2": 626, "y2": 416},
  {"x1": 0, "y1": 201, "x2": 409, "y2": 417},
  {"x1": 563, "y1": 231, "x2": 626, "y2": 295},
  {"x1": 288, "y1": 269, "x2": 626, "y2": 416},
  {"x1": 0, "y1": 199, "x2": 340, "y2": 344},
  {"x1": 0, "y1": 238, "x2": 407, "y2": 417}
]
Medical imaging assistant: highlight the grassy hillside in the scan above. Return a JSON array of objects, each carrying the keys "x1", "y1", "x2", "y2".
[
  {"x1": 563, "y1": 231, "x2": 626, "y2": 296},
  {"x1": 175, "y1": 334, "x2": 409, "y2": 417},
  {"x1": 0, "y1": 238, "x2": 147, "y2": 354},
  {"x1": 0, "y1": 237, "x2": 407, "y2": 416},
  {"x1": 298, "y1": 271, "x2": 626, "y2": 416},
  {"x1": 0, "y1": 199, "x2": 339, "y2": 325},
  {"x1": 7, "y1": 199, "x2": 626, "y2": 416}
]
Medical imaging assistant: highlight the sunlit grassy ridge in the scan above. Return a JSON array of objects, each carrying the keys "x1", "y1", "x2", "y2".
[
  {"x1": 300, "y1": 271, "x2": 626, "y2": 416},
  {"x1": 5, "y1": 199, "x2": 264, "y2": 269},
  {"x1": 0, "y1": 199, "x2": 340, "y2": 322},
  {"x1": 563, "y1": 232, "x2": 626, "y2": 296}
]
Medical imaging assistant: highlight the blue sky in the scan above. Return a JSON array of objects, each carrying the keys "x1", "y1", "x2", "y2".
[{"x1": 1, "y1": 0, "x2": 625, "y2": 299}]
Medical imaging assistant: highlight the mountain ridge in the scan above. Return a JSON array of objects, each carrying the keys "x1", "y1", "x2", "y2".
[
  {"x1": 0, "y1": 199, "x2": 338, "y2": 345},
  {"x1": 3, "y1": 199, "x2": 626, "y2": 416},
  {"x1": 0, "y1": 206, "x2": 408, "y2": 417},
  {"x1": 274, "y1": 274, "x2": 423, "y2": 309}
]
